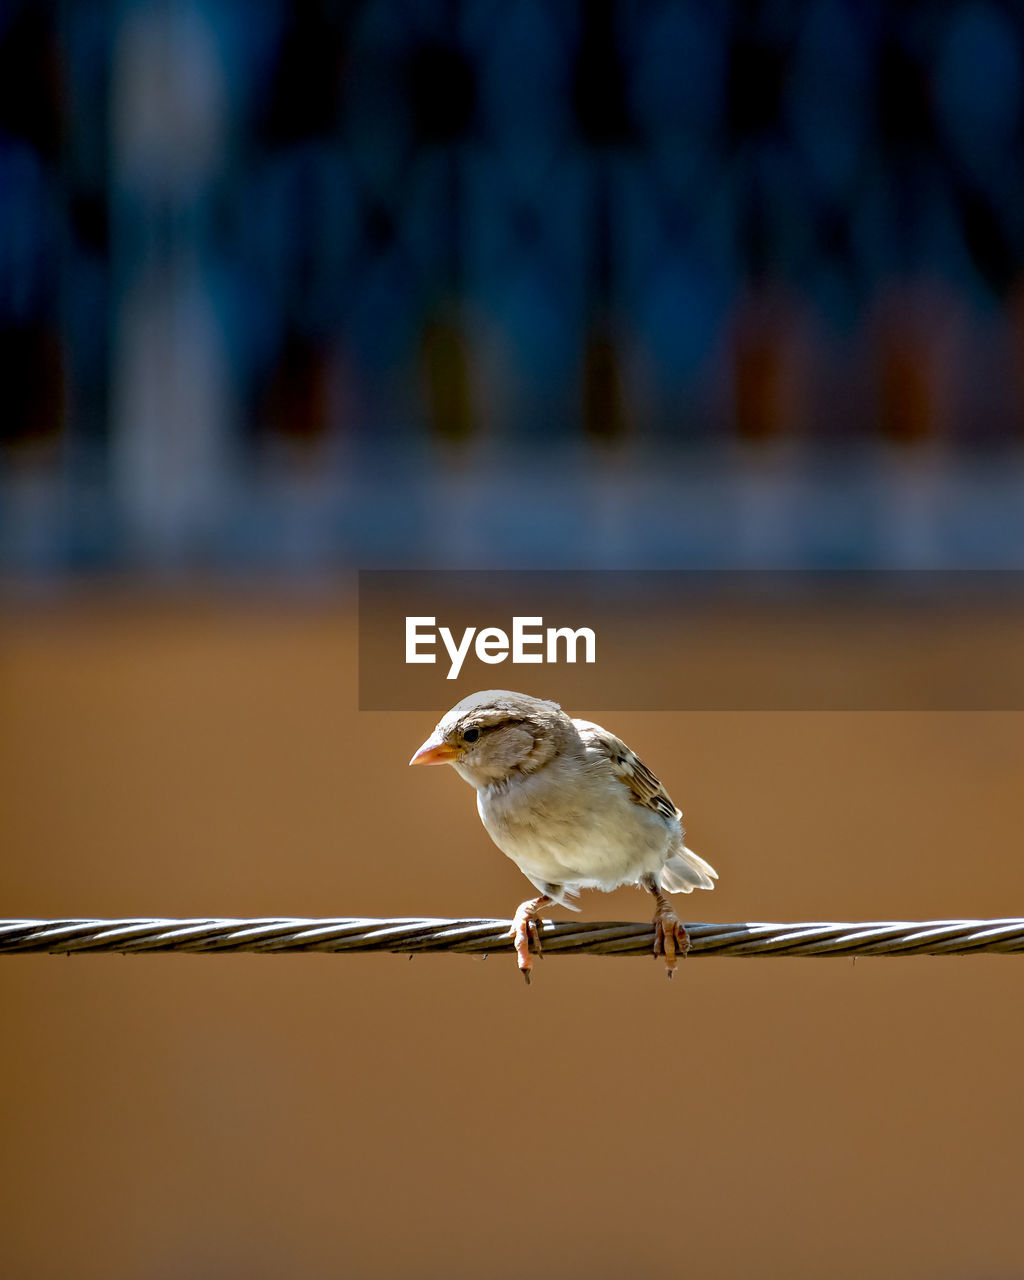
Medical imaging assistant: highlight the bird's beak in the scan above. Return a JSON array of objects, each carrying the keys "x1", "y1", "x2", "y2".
[{"x1": 409, "y1": 733, "x2": 461, "y2": 766}]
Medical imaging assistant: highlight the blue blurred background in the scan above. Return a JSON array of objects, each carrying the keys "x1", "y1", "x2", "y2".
[{"x1": 5, "y1": 0, "x2": 1024, "y2": 569}]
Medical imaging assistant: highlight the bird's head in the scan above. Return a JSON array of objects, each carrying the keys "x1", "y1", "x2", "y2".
[{"x1": 409, "y1": 689, "x2": 575, "y2": 788}]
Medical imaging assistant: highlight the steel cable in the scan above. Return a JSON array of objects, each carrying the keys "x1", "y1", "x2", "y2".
[{"x1": 2, "y1": 916, "x2": 1024, "y2": 957}]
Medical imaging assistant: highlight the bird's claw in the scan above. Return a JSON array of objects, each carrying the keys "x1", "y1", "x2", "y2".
[
  {"x1": 653, "y1": 908, "x2": 691, "y2": 978},
  {"x1": 507, "y1": 903, "x2": 544, "y2": 983}
]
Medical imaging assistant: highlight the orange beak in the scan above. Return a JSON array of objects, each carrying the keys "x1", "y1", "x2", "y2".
[{"x1": 409, "y1": 733, "x2": 461, "y2": 766}]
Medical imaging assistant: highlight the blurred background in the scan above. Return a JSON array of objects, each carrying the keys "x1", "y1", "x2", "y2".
[
  {"x1": 5, "y1": 0, "x2": 1024, "y2": 568},
  {"x1": 4, "y1": 3, "x2": 1024, "y2": 1277}
]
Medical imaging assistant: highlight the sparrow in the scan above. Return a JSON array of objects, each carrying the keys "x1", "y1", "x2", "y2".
[{"x1": 409, "y1": 689, "x2": 717, "y2": 982}]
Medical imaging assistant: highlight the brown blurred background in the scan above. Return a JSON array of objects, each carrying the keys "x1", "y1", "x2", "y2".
[
  {"x1": 6, "y1": 2, "x2": 1024, "y2": 1273},
  {"x1": 3, "y1": 593, "x2": 1024, "y2": 1279}
]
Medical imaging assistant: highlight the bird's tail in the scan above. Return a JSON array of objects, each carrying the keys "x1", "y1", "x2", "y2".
[{"x1": 661, "y1": 845, "x2": 718, "y2": 893}]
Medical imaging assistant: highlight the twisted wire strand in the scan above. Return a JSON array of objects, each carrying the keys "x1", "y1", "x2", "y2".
[{"x1": 2, "y1": 917, "x2": 1024, "y2": 957}]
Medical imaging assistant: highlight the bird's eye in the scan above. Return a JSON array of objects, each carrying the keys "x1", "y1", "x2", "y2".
[{"x1": 463, "y1": 727, "x2": 480, "y2": 744}]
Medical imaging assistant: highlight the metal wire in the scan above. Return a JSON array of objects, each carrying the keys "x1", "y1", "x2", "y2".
[{"x1": 2, "y1": 916, "x2": 1024, "y2": 957}]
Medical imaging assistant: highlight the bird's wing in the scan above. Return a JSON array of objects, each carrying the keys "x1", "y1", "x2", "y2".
[{"x1": 572, "y1": 719, "x2": 680, "y2": 823}]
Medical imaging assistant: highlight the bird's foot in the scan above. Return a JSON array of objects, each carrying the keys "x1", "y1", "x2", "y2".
[
  {"x1": 506, "y1": 897, "x2": 549, "y2": 985},
  {"x1": 652, "y1": 903, "x2": 691, "y2": 978}
]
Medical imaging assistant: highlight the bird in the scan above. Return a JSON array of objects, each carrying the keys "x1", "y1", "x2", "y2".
[{"x1": 409, "y1": 689, "x2": 717, "y2": 982}]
